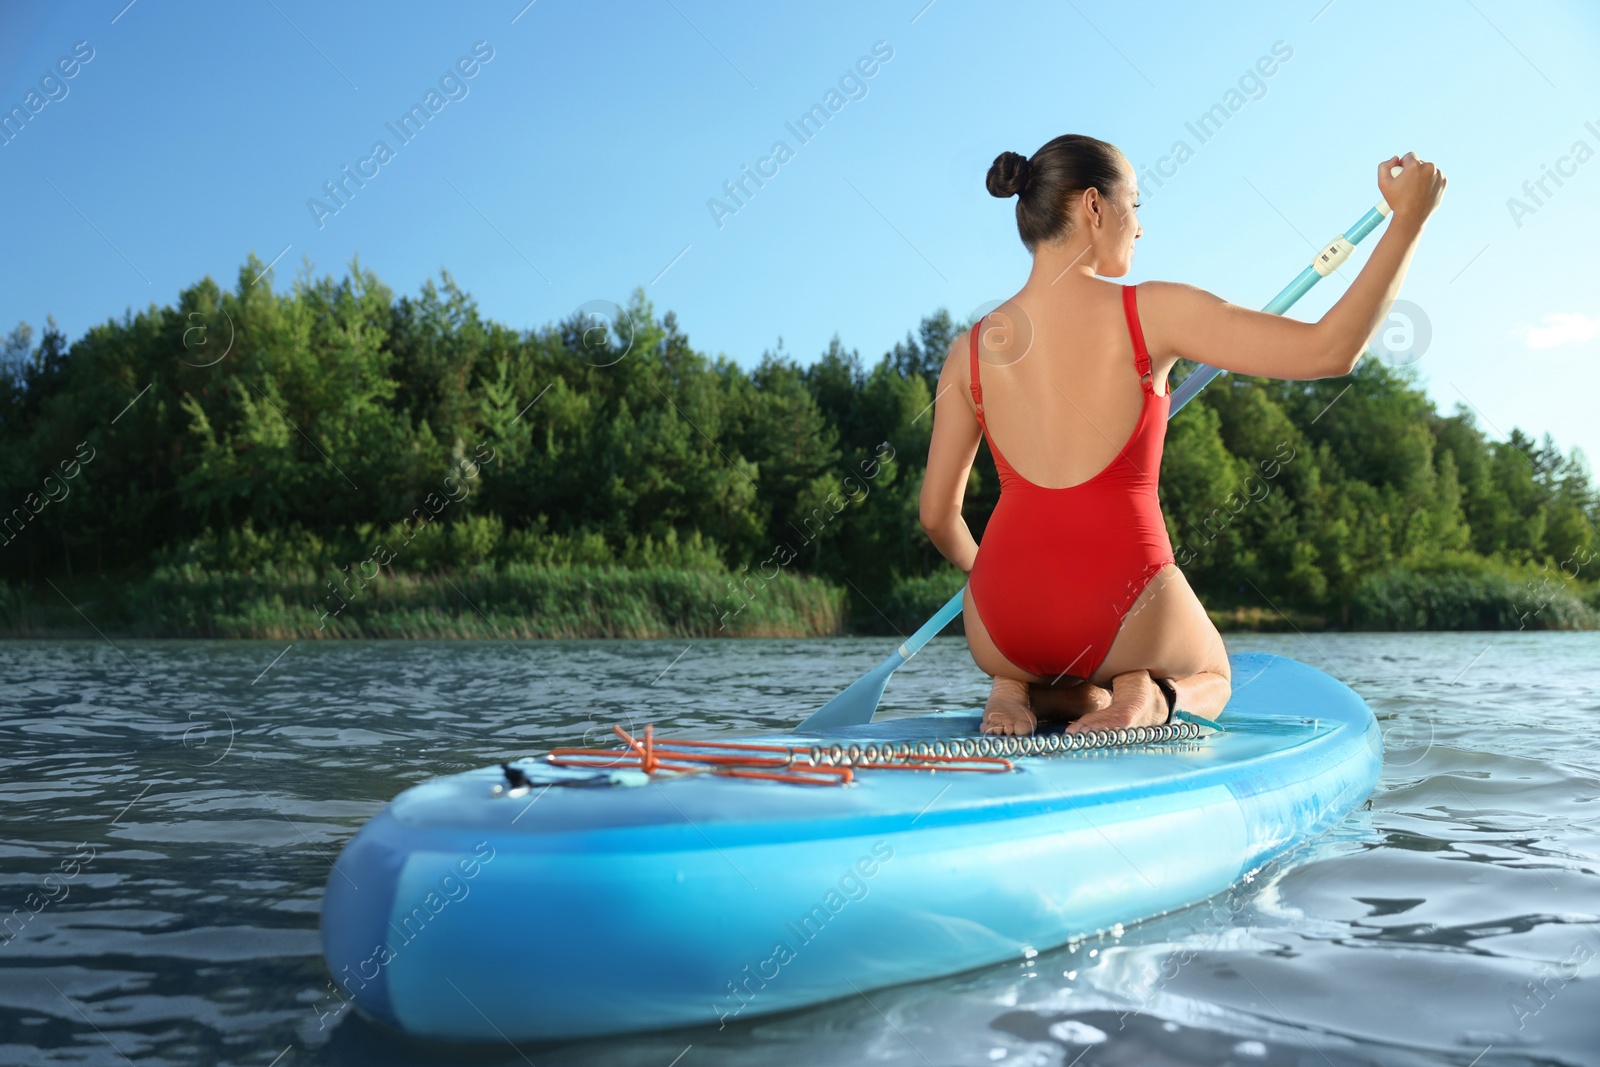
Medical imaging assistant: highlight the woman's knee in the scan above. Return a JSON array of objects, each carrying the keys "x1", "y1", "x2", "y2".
[
  {"x1": 1204, "y1": 619, "x2": 1232, "y2": 683},
  {"x1": 1202, "y1": 626, "x2": 1231, "y2": 681}
]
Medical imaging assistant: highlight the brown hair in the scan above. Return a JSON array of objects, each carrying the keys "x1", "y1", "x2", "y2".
[{"x1": 987, "y1": 134, "x2": 1127, "y2": 252}]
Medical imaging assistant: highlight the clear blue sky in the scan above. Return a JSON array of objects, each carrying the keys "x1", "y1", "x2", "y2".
[{"x1": 3, "y1": 1, "x2": 1598, "y2": 462}]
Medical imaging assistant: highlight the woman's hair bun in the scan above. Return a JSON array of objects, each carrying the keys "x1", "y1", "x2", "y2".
[{"x1": 986, "y1": 151, "x2": 1032, "y2": 198}]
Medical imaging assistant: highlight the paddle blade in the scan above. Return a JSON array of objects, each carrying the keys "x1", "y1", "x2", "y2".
[
  {"x1": 796, "y1": 656, "x2": 898, "y2": 733},
  {"x1": 797, "y1": 590, "x2": 965, "y2": 732}
]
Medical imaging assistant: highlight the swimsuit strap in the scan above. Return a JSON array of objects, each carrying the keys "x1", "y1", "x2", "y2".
[
  {"x1": 1121, "y1": 284, "x2": 1156, "y2": 396},
  {"x1": 968, "y1": 318, "x2": 987, "y2": 429}
]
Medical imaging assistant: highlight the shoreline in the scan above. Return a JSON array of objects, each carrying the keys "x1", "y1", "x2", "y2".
[{"x1": 2, "y1": 562, "x2": 1594, "y2": 640}]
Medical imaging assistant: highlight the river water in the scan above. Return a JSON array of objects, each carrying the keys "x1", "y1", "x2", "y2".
[{"x1": 1, "y1": 632, "x2": 1597, "y2": 1066}]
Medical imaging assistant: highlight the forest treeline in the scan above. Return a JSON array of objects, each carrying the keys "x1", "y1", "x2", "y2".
[{"x1": 1, "y1": 255, "x2": 1596, "y2": 636}]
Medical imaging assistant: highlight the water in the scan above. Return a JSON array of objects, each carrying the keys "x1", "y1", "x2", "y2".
[{"x1": 2, "y1": 632, "x2": 1598, "y2": 1066}]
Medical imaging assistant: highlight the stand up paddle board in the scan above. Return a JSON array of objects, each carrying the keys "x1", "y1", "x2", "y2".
[{"x1": 320, "y1": 652, "x2": 1380, "y2": 1041}]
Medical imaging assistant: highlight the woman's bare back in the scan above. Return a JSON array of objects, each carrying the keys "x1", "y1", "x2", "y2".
[{"x1": 962, "y1": 279, "x2": 1162, "y2": 490}]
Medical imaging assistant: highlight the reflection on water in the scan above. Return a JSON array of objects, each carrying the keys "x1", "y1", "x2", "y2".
[{"x1": 1, "y1": 632, "x2": 1597, "y2": 1066}]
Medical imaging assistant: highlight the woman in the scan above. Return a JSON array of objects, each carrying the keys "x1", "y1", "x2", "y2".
[{"x1": 919, "y1": 136, "x2": 1446, "y2": 736}]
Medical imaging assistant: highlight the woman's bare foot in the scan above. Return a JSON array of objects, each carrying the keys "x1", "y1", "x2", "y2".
[
  {"x1": 1065, "y1": 670, "x2": 1167, "y2": 734},
  {"x1": 1030, "y1": 679, "x2": 1112, "y2": 723},
  {"x1": 981, "y1": 676, "x2": 1035, "y2": 736}
]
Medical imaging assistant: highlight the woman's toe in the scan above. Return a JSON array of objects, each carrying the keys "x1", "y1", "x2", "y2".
[{"x1": 981, "y1": 705, "x2": 1033, "y2": 736}]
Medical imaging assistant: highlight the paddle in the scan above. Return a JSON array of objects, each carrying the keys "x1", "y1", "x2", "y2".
[{"x1": 798, "y1": 170, "x2": 1404, "y2": 733}]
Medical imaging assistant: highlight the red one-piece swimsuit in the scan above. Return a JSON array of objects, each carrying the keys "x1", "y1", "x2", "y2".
[{"x1": 967, "y1": 283, "x2": 1176, "y2": 681}]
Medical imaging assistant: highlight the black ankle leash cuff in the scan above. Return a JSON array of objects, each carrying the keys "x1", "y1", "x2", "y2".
[{"x1": 1155, "y1": 677, "x2": 1178, "y2": 724}]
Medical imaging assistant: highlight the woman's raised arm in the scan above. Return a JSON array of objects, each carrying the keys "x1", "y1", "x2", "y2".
[{"x1": 1140, "y1": 153, "x2": 1447, "y2": 382}]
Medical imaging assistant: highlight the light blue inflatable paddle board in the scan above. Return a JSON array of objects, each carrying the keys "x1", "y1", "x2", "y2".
[{"x1": 320, "y1": 652, "x2": 1380, "y2": 1041}]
